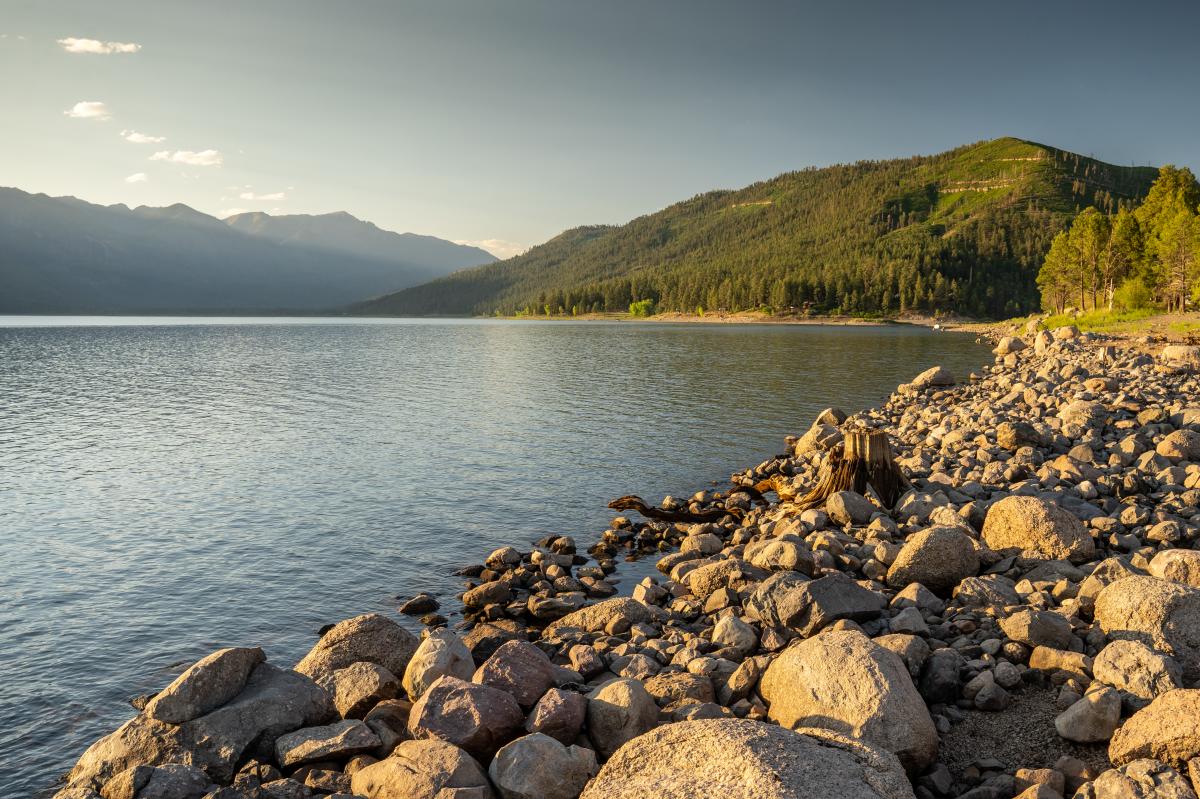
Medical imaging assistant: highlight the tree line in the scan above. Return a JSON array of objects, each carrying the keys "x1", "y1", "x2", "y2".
[{"x1": 1037, "y1": 166, "x2": 1200, "y2": 314}]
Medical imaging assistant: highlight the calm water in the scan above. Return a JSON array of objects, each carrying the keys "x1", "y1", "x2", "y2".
[{"x1": 0, "y1": 318, "x2": 988, "y2": 795}]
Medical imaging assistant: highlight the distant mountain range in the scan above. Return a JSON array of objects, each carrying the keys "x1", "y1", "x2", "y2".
[
  {"x1": 0, "y1": 189, "x2": 494, "y2": 313},
  {"x1": 354, "y1": 138, "x2": 1159, "y2": 319}
]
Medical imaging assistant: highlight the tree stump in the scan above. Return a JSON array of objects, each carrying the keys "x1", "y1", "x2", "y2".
[{"x1": 795, "y1": 427, "x2": 909, "y2": 511}]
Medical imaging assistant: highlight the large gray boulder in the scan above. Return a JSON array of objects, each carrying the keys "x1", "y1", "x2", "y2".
[
  {"x1": 144, "y1": 648, "x2": 265, "y2": 724},
  {"x1": 579, "y1": 718, "x2": 915, "y2": 799},
  {"x1": 294, "y1": 614, "x2": 418, "y2": 688},
  {"x1": 349, "y1": 739, "x2": 494, "y2": 799},
  {"x1": 1085, "y1": 759, "x2": 1198, "y2": 798},
  {"x1": 981, "y1": 495, "x2": 1095, "y2": 562},
  {"x1": 402, "y1": 629, "x2": 474, "y2": 701},
  {"x1": 774, "y1": 572, "x2": 887, "y2": 637},
  {"x1": 274, "y1": 719, "x2": 380, "y2": 767},
  {"x1": 473, "y1": 640, "x2": 556, "y2": 709},
  {"x1": 1093, "y1": 640, "x2": 1183, "y2": 708},
  {"x1": 1109, "y1": 690, "x2": 1200, "y2": 767},
  {"x1": 328, "y1": 661, "x2": 400, "y2": 719},
  {"x1": 61, "y1": 663, "x2": 333, "y2": 791},
  {"x1": 487, "y1": 733, "x2": 597, "y2": 799},
  {"x1": 827, "y1": 491, "x2": 876, "y2": 526},
  {"x1": 760, "y1": 629, "x2": 937, "y2": 773},
  {"x1": 407, "y1": 675, "x2": 524, "y2": 760},
  {"x1": 886, "y1": 527, "x2": 978, "y2": 595},
  {"x1": 586, "y1": 678, "x2": 659, "y2": 760},
  {"x1": 543, "y1": 597, "x2": 651, "y2": 635},
  {"x1": 1095, "y1": 577, "x2": 1200, "y2": 678}
]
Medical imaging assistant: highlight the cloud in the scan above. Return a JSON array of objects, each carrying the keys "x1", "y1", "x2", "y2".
[
  {"x1": 58, "y1": 37, "x2": 141, "y2": 54},
  {"x1": 64, "y1": 101, "x2": 111, "y2": 120},
  {"x1": 150, "y1": 149, "x2": 223, "y2": 166},
  {"x1": 239, "y1": 190, "x2": 286, "y2": 201},
  {"x1": 455, "y1": 238, "x2": 528, "y2": 259},
  {"x1": 218, "y1": 208, "x2": 249, "y2": 218},
  {"x1": 124, "y1": 172, "x2": 148, "y2": 184},
  {"x1": 121, "y1": 129, "x2": 165, "y2": 144}
]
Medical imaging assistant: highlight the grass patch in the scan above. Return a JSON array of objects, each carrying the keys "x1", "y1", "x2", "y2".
[{"x1": 1041, "y1": 308, "x2": 1158, "y2": 332}]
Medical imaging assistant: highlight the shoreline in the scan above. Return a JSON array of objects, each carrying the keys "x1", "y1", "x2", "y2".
[{"x1": 49, "y1": 329, "x2": 1200, "y2": 799}]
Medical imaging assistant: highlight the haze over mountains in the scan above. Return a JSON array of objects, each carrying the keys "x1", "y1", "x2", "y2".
[
  {"x1": 0, "y1": 189, "x2": 495, "y2": 313},
  {"x1": 357, "y1": 138, "x2": 1159, "y2": 319}
]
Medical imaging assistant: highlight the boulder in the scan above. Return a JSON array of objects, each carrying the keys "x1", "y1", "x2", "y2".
[
  {"x1": 1096, "y1": 577, "x2": 1200, "y2": 678},
  {"x1": 999, "y1": 609, "x2": 1074, "y2": 650},
  {"x1": 524, "y1": 688, "x2": 586, "y2": 745},
  {"x1": 543, "y1": 597, "x2": 651, "y2": 635},
  {"x1": 275, "y1": 720, "x2": 380, "y2": 768},
  {"x1": 100, "y1": 763, "x2": 213, "y2": 799},
  {"x1": 472, "y1": 640, "x2": 556, "y2": 709},
  {"x1": 579, "y1": 718, "x2": 916, "y2": 799},
  {"x1": 908, "y1": 366, "x2": 955, "y2": 391},
  {"x1": 1110, "y1": 690, "x2": 1200, "y2": 767},
  {"x1": 349, "y1": 739, "x2": 494, "y2": 799},
  {"x1": 775, "y1": 572, "x2": 886, "y2": 637},
  {"x1": 760, "y1": 629, "x2": 937, "y2": 773},
  {"x1": 827, "y1": 491, "x2": 876, "y2": 526},
  {"x1": 487, "y1": 733, "x2": 597, "y2": 799},
  {"x1": 1087, "y1": 758, "x2": 1197, "y2": 799},
  {"x1": 586, "y1": 678, "x2": 659, "y2": 760},
  {"x1": 402, "y1": 629, "x2": 475, "y2": 701},
  {"x1": 994, "y1": 336, "x2": 1027, "y2": 355},
  {"x1": 745, "y1": 538, "x2": 816, "y2": 575},
  {"x1": 1093, "y1": 641, "x2": 1183, "y2": 707},
  {"x1": 144, "y1": 648, "x2": 266, "y2": 724},
  {"x1": 997, "y1": 421, "x2": 1042, "y2": 451},
  {"x1": 328, "y1": 662, "x2": 400, "y2": 719},
  {"x1": 981, "y1": 495, "x2": 1095, "y2": 562},
  {"x1": 1055, "y1": 685, "x2": 1121, "y2": 743},
  {"x1": 62, "y1": 663, "x2": 333, "y2": 790},
  {"x1": 711, "y1": 614, "x2": 757, "y2": 658},
  {"x1": 685, "y1": 559, "x2": 764, "y2": 600},
  {"x1": 462, "y1": 580, "x2": 512, "y2": 609},
  {"x1": 886, "y1": 527, "x2": 979, "y2": 595},
  {"x1": 294, "y1": 614, "x2": 418, "y2": 688},
  {"x1": 1162, "y1": 345, "x2": 1200, "y2": 370},
  {"x1": 1156, "y1": 430, "x2": 1200, "y2": 462},
  {"x1": 1149, "y1": 550, "x2": 1200, "y2": 588},
  {"x1": 794, "y1": 424, "x2": 844, "y2": 456},
  {"x1": 407, "y1": 675, "x2": 524, "y2": 760}
]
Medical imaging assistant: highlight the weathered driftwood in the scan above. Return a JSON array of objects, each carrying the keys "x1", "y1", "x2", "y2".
[
  {"x1": 607, "y1": 495, "x2": 733, "y2": 523},
  {"x1": 794, "y1": 427, "x2": 909, "y2": 511}
]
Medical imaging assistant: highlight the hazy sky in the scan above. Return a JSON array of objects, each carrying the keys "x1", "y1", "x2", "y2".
[{"x1": 2, "y1": 0, "x2": 1197, "y2": 258}]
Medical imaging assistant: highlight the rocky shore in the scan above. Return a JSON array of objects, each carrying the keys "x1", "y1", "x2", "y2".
[{"x1": 51, "y1": 329, "x2": 1200, "y2": 799}]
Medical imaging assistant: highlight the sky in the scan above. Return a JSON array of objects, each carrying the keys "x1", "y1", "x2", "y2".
[{"x1": 2, "y1": 0, "x2": 1198, "y2": 259}]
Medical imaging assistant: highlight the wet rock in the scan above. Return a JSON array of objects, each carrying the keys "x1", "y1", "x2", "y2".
[
  {"x1": 487, "y1": 733, "x2": 597, "y2": 799},
  {"x1": 981, "y1": 496, "x2": 1095, "y2": 562},
  {"x1": 407, "y1": 675, "x2": 523, "y2": 760},
  {"x1": 760, "y1": 628, "x2": 937, "y2": 774},
  {"x1": 349, "y1": 739, "x2": 494, "y2": 799},
  {"x1": 144, "y1": 648, "x2": 266, "y2": 725},
  {"x1": 294, "y1": 614, "x2": 418, "y2": 689},
  {"x1": 579, "y1": 718, "x2": 916, "y2": 799},
  {"x1": 398, "y1": 593, "x2": 439, "y2": 615},
  {"x1": 586, "y1": 678, "x2": 659, "y2": 760}
]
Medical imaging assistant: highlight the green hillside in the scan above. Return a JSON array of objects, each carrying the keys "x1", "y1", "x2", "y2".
[{"x1": 355, "y1": 138, "x2": 1158, "y2": 318}]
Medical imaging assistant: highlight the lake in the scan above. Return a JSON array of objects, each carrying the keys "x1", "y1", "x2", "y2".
[{"x1": 0, "y1": 317, "x2": 989, "y2": 795}]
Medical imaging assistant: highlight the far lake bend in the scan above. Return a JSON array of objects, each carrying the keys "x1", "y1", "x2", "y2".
[{"x1": 0, "y1": 318, "x2": 991, "y2": 795}]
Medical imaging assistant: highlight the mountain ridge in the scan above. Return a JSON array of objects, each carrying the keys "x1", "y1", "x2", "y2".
[
  {"x1": 353, "y1": 137, "x2": 1159, "y2": 319},
  {"x1": 0, "y1": 189, "x2": 495, "y2": 313}
]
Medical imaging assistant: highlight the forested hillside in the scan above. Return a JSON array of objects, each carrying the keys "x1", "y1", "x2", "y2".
[{"x1": 355, "y1": 138, "x2": 1158, "y2": 318}]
